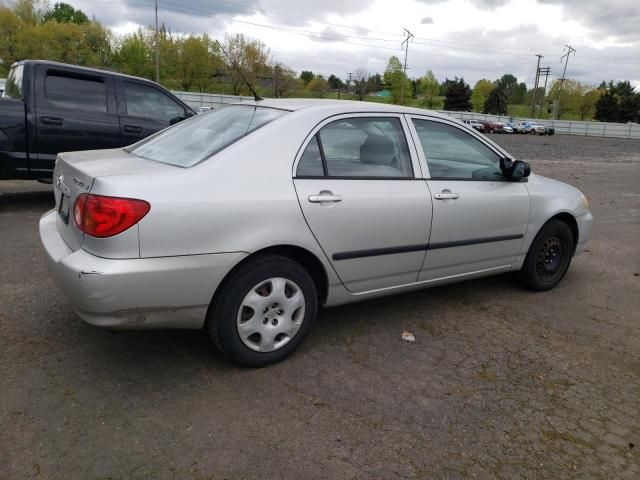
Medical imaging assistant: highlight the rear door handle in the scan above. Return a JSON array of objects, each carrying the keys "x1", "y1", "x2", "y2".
[
  {"x1": 41, "y1": 116, "x2": 63, "y2": 126},
  {"x1": 124, "y1": 124, "x2": 143, "y2": 134},
  {"x1": 434, "y1": 192, "x2": 459, "y2": 200},
  {"x1": 308, "y1": 192, "x2": 342, "y2": 203}
]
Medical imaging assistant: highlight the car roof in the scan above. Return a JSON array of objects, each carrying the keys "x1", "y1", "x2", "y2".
[
  {"x1": 14, "y1": 60, "x2": 161, "y2": 83},
  {"x1": 239, "y1": 98, "x2": 454, "y2": 119}
]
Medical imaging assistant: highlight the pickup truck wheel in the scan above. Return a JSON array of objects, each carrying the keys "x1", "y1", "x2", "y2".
[
  {"x1": 516, "y1": 219, "x2": 575, "y2": 291},
  {"x1": 207, "y1": 255, "x2": 318, "y2": 367}
]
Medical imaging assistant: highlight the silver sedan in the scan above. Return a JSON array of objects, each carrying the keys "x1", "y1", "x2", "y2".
[{"x1": 40, "y1": 99, "x2": 593, "y2": 366}]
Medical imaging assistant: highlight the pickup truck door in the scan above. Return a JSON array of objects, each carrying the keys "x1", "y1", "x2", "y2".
[
  {"x1": 32, "y1": 65, "x2": 121, "y2": 176},
  {"x1": 115, "y1": 79, "x2": 189, "y2": 146}
]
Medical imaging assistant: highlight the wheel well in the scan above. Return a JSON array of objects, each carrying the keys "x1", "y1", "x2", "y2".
[
  {"x1": 550, "y1": 212, "x2": 579, "y2": 250},
  {"x1": 215, "y1": 245, "x2": 329, "y2": 306}
]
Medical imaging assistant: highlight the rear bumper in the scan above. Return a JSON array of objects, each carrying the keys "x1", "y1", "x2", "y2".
[{"x1": 39, "y1": 210, "x2": 247, "y2": 329}]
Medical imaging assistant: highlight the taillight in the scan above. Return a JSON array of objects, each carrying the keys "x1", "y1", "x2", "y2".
[{"x1": 73, "y1": 194, "x2": 150, "y2": 238}]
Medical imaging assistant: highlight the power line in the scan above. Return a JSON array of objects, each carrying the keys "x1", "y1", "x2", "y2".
[
  {"x1": 78, "y1": 0, "x2": 640, "y2": 65},
  {"x1": 555, "y1": 44, "x2": 576, "y2": 119},
  {"x1": 530, "y1": 54, "x2": 543, "y2": 117},
  {"x1": 400, "y1": 28, "x2": 414, "y2": 105}
]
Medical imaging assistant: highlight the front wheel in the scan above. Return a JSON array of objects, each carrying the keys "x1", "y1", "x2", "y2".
[
  {"x1": 516, "y1": 219, "x2": 575, "y2": 291},
  {"x1": 207, "y1": 255, "x2": 318, "y2": 367}
]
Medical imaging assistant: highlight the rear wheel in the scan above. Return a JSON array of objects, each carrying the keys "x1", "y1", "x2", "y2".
[
  {"x1": 516, "y1": 219, "x2": 575, "y2": 291},
  {"x1": 207, "y1": 255, "x2": 318, "y2": 367}
]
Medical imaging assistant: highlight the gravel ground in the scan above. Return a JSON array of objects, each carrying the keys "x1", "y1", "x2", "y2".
[{"x1": 1, "y1": 134, "x2": 639, "y2": 479}]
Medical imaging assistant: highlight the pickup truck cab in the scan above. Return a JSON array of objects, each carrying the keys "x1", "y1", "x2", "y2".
[{"x1": 1, "y1": 60, "x2": 195, "y2": 180}]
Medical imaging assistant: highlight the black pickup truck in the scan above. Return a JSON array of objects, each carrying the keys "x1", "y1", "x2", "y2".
[{"x1": 0, "y1": 60, "x2": 195, "y2": 181}]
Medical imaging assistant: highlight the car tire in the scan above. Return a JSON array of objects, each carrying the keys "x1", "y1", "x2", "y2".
[
  {"x1": 207, "y1": 254, "x2": 318, "y2": 367},
  {"x1": 516, "y1": 219, "x2": 575, "y2": 291}
]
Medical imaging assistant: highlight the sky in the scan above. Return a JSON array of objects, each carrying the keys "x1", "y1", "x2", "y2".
[{"x1": 67, "y1": 0, "x2": 639, "y2": 89}]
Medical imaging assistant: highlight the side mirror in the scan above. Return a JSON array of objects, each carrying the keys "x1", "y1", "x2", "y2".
[{"x1": 510, "y1": 160, "x2": 531, "y2": 180}]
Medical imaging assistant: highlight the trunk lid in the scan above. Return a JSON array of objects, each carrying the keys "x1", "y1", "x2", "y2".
[{"x1": 53, "y1": 148, "x2": 174, "y2": 252}]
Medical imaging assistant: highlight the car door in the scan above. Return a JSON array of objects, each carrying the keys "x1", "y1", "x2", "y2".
[
  {"x1": 32, "y1": 65, "x2": 120, "y2": 175},
  {"x1": 293, "y1": 114, "x2": 432, "y2": 293},
  {"x1": 407, "y1": 116, "x2": 530, "y2": 281},
  {"x1": 116, "y1": 79, "x2": 188, "y2": 146}
]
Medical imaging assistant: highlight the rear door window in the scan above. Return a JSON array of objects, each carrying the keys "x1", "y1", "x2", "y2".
[
  {"x1": 44, "y1": 72, "x2": 107, "y2": 112},
  {"x1": 301, "y1": 117, "x2": 413, "y2": 178}
]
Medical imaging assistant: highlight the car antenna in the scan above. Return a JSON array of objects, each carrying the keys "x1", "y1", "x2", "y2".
[{"x1": 215, "y1": 40, "x2": 263, "y2": 102}]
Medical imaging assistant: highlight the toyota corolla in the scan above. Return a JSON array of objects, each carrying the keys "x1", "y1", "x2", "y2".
[{"x1": 40, "y1": 99, "x2": 593, "y2": 366}]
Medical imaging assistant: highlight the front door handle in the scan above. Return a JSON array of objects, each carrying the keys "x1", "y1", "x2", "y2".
[
  {"x1": 434, "y1": 192, "x2": 459, "y2": 200},
  {"x1": 308, "y1": 191, "x2": 342, "y2": 203},
  {"x1": 124, "y1": 124, "x2": 143, "y2": 134},
  {"x1": 41, "y1": 116, "x2": 63, "y2": 126}
]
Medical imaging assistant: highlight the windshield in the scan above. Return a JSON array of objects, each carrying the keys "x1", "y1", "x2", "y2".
[
  {"x1": 3, "y1": 64, "x2": 24, "y2": 100},
  {"x1": 127, "y1": 105, "x2": 287, "y2": 167}
]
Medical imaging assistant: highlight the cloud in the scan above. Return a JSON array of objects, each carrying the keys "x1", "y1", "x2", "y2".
[
  {"x1": 539, "y1": 0, "x2": 640, "y2": 41},
  {"x1": 421, "y1": 17, "x2": 434, "y2": 24}
]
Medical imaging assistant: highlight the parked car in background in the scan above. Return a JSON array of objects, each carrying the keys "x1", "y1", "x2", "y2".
[
  {"x1": 0, "y1": 60, "x2": 195, "y2": 181},
  {"x1": 477, "y1": 119, "x2": 503, "y2": 133},
  {"x1": 505, "y1": 121, "x2": 522, "y2": 133},
  {"x1": 463, "y1": 119, "x2": 485, "y2": 132},
  {"x1": 40, "y1": 99, "x2": 593, "y2": 366},
  {"x1": 499, "y1": 122, "x2": 513, "y2": 134},
  {"x1": 0, "y1": 78, "x2": 5, "y2": 96},
  {"x1": 197, "y1": 106, "x2": 212, "y2": 114}
]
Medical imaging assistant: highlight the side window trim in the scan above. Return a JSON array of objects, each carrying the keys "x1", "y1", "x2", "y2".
[
  {"x1": 293, "y1": 113, "x2": 420, "y2": 180},
  {"x1": 315, "y1": 132, "x2": 329, "y2": 177},
  {"x1": 406, "y1": 114, "x2": 510, "y2": 182}
]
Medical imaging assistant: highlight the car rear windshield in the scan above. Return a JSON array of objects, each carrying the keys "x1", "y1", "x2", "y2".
[{"x1": 127, "y1": 105, "x2": 287, "y2": 167}]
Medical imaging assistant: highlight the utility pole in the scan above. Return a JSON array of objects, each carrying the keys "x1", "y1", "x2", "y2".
[
  {"x1": 555, "y1": 44, "x2": 576, "y2": 120},
  {"x1": 530, "y1": 54, "x2": 543, "y2": 117},
  {"x1": 537, "y1": 67, "x2": 551, "y2": 118},
  {"x1": 155, "y1": 0, "x2": 160, "y2": 84},
  {"x1": 400, "y1": 28, "x2": 414, "y2": 105},
  {"x1": 347, "y1": 72, "x2": 353, "y2": 94}
]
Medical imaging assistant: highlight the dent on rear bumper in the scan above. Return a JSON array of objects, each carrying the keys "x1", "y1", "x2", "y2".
[{"x1": 39, "y1": 210, "x2": 247, "y2": 329}]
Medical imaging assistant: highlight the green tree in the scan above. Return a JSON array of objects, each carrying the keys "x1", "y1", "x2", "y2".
[
  {"x1": 579, "y1": 89, "x2": 600, "y2": 121},
  {"x1": 353, "y1": 68, "x2": 370, "y2": 101},
  {"x1": 443, "y1": 77, "x2": 472, "y2": 111},
  {"x1": 327, "y1": 74, "x2": 343, "y2": 90},
  {"x1": 483, "y1": 88, "x2": 507, "y2": 114},
  {"x1": 418, "y1": 70, "x2": 439, "y2": 109},
  {"x1": 222, "y1": 33, "x2": 270, "y2": 96},
  {"x1": 384, "y1": 56, "x2": 409, "y2": 104},
  {"x1": 471, "y1": 78, "x2": 494, "y2": 112},
  {"x1": 619, "y1": 94, "x2": 640, "y2": 123},
  {"x1": 300, "y1": 70, "x2": 314, "y2": 86},
  {"x1": 495, "y1": 73, "x2": 520, "y2": 104},
  {"x1": 43, "y1": 2, "x2": 89, "y2": 24},
  {"x1": 594, "y1": 89, "x2": 619, "y2": 122},
  {"x1": 306, "y1": 76, "x2": 328, "y2": 98},
  {"x1": 113, "y1": 29, "x2": 155, "y2": 79}
]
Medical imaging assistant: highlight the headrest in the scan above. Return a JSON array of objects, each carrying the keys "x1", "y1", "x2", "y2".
[{"x1": 360, "y1": 135, "x2": 395, "y2": 166}]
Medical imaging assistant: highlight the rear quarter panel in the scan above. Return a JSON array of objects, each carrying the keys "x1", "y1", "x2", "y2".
[{"x1": 93, "y1": 109, "x2": 344, "y2": 291}]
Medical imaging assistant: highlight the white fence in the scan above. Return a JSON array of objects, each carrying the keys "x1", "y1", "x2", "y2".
[
  {"x1": 438, "y1": 110, "x2": 640, "y2": 140},
  {"x1": 171, "y1": 91, "x2": 640, "y2": 140},
  {"x1": 172, "y1": 91, "x2": 253, "y2": 110}
]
